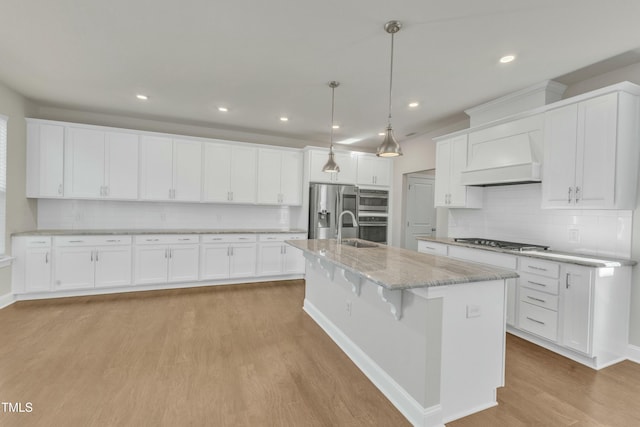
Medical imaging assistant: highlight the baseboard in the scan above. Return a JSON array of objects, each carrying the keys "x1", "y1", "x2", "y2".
[
  {"x1": 13, "y1": 274, "x2": 304, "y2": 301},
  {"x1": 303, "y1": 298, "x2": 444, "y2": 427},
  {"x1": 628, "y1": 344, "x2": 640, "y2": 364},
  {"x1": 0, "y1": 292, "x2": 15, "y2": 309}
]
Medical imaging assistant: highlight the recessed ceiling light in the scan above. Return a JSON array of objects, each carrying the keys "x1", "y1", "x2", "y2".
[
  {"x1": 218, "y1": 107, "x2": 229, "y2": 112},
  {"x1": 332, "y1": 124, "x2": 340, "y2": 129},
  {"x1": 499, "y1": 55, "x2": 516, "y2": 64},
  {"x1": 408, "y1": 102, "x2": 419, "y2": 108},
  {"x1": 280, "y1": 116, "x2": 289, "y2": 122},
  {"x1": 136, "y1": 94, "x2": 148, "y2": 100},
  {"x1": 336, "y1": 137, "x2": 362, "y2": 145}
]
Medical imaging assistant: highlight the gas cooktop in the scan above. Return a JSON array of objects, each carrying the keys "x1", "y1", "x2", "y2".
[{"x1": 453, "y1": 238, "x2": 549, "y2": 252}]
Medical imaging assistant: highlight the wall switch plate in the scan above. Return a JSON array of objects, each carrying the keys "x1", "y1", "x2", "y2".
[
  {"x1": 466, "y1": 304, "x2": 481, "y2": 318},
  {"x1": 346, "y1": 300, "x2": 352, "y2": 316},
  {"x1": 569, "y1": 228, "x2": 580, "y2": 243}
]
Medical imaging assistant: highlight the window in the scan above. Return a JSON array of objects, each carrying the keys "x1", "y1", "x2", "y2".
[{"x1": 0, "y1": 115, "x2": 6, "y2": 255}]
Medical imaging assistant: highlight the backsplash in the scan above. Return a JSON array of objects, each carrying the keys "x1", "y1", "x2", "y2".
[
  {"x1": 37, "y1": 199, "x2": 303, "y2": 231},
  {"x1": 448, "y1": 183, "x2": 633, "y2": 258}
]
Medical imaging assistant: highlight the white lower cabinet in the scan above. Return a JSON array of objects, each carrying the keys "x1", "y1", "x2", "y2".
[
  {"x1": 23, "y1": 238, "x2": 53, "y2": 293},
  {"x1": 200, "y1": 235, "x2": 257, "y2": 280},
  {"x1": 53, "y1": 236, "x2": 132, "y2": 290},
  {"x1": 257, "y1": 234, "x2": 306, "y2": 276},
  {"x1": 561, "y1": 265, "x2": 593, "y2": 355},
  {"x1": 516, "y1": 258, "x2": 560, "y2": 341},
  {"x1": 134, "y1": 235, "x2": 199, "y2": 285}
]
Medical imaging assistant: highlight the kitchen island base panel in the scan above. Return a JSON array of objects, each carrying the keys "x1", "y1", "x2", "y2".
[{"x1": 303, "y1": 259, "x2": 506, "y2": 427}]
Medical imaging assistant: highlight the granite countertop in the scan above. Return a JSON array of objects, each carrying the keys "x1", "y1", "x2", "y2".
[
  {"x1": 286, "y1": 238, "x2": 518, "y2": 291},
  {"x1": 12, "y1": 229, "x2": 307, "y2": 237},
  {"x1": 415, "y1": 236, "x2": 636, "y2": 268}
]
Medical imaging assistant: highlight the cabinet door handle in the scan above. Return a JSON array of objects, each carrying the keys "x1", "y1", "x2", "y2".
[
  {"x1": 568, "y1": 187, "x2": 572, "y2": 203},
  {"x1": 526, "y1": 316, "x2": 545, "y2": 325},
  {"x1": 96, "y1": 252, "x2": 99, "y2": 262},
  {"x1": 529, "y1": 265, "x2": 548, "y2": 272},
  {"x1": 170, "y1": 249, "x2": 172, "y2": 258},
  {"x1": 58, "y1": 183, "x2": 63, "y2": 195},
  {"x1": 230, "y1": 247, "x2": 234, "y2": 256},
  {"x1": 91, "y1": 251, "x2": 94, "y2": 262},
  {"x1": 527, "y1": 280, "x2": 547, "y2": 288},
  {"x1": 45, "y1": 252, "x2": 49, "y2": 264},
  {"x1": 575, "y1": 186, "x2": 580, "y2": 203},
  {"x1": 526, "y1": 296, "x2": 546, "y2": 303},
  {"x1": 164, "y1": 248, "x2": 168, "y2": 258},
  {"x1": 566, "y1": 272, "x2": 570, "y2": 289}
]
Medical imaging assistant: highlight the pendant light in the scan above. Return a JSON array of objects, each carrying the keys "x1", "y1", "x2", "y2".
[
  {"x1": 376, "y1": 20, "x2": 403, "y2": 157},
  {"x1": 322, "y1": 81, "x2": 341, "y2": 173}
]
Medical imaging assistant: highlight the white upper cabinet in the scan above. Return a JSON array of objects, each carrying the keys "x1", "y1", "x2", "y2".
[
  {"x1": 307, "y1": 149, "x2": 358, "y2": 184},
  {"x1": 542, "y1": 91, "x2": 640, "y2": 209},
  {"x1": 140, "y1": 136, "x2": 202, "y2": 202},
  {"x1": 203, "y1": 143, "x2": 257, "y2": 203},
  {"x1": 65, "y1": 127, "x2": 139, "y2": 200},
  {"x1": 434, "y1": 134, "x2": 482, "y2": 208},
  {"x1": 356, "y1": 155, "x2": 392, "y2": 187},
  {"x1": 257, "y1": 149, "x2": 302, "y2": 205},
  {"x1": 26, "y1": 121, "x2": 65, "y2": 198}
]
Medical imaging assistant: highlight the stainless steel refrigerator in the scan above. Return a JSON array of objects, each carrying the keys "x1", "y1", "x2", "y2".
[{"x1": 308, "y1": 183, "x2": 358, "y2": 240}]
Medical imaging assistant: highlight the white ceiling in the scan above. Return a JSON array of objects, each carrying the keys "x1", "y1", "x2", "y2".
[{"x1": 1, "y1": 0, "x2": 640, "y2": 150}]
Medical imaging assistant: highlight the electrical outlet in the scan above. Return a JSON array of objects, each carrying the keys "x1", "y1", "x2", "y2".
[
  {"x1": 466, "y1": 304, "x2": 481, "y2": 318},
  {"x1": 346, "y1": 300, "x2": 352, "y2": 316},
  {"x1": 569, "y1": 228, "x2": 580, "y2": 243}
]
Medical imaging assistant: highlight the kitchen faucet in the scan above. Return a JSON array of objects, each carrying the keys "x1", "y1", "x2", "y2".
[{"x1": 337, "y1": 210, "x2": 358, "y2": 244}]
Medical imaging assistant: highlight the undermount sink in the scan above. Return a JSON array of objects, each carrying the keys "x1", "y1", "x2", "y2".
[{"x1": 341, "y1": 239, "x2": 378, "y2": 248}]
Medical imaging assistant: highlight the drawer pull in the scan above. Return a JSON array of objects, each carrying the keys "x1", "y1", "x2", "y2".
[
  {"x1": 211, "y1": 238, "x2": 223, "y2": 240},
  {"x1": 526, "y1": 316, "x2": 545, "y2": 325},
  {"x1": 106, "y1": 239, "x2": 120, "y2": 243},
  {"x1": 526, "y1": 296, "x2": 546, "y2": 303},
  {"x1": 146, "y1": 239, "x2": 160, "y2": 242},
  {"x1": 529, "y1": 265, "x2": 548, "y2": 272},
  {"x1": 527, "y1": 280, "x2": 547, "y2": 287},
  {"x1": 239, "y1": 237, "x2": 249, "y2": 240},
  {"x1": 178, "y1": 238, "x2": 191, "y2": 241},
  {"x1": 33, "y1": 241, "x2": 47, "y2": 244},
  {"x1": 424, "y1": 246, "x2": 435, "y2": 250},
  {"x1": 69, "y1": 240, "x2": 84, "y2": 243}
]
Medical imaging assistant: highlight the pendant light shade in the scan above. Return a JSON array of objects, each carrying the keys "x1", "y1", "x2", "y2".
[
  {"x1": 376, "y1": 20, "x2": 403, "y2": 158},
  {"x1": 322, "y1": 81, "x2": 341, "y2": 173}
]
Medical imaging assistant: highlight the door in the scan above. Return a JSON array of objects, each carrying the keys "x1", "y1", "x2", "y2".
[
  {"x1": 94, "y1": 245, "x2": 132, "y2": 287},
  {"x1": 448, "y1": 135, "x2": 469, "y2": 206},
  {"x1": 258, "y1": 242, "x2": 284, "y2": 276},
  {"x1": 140, "y1": 135, "x2": 174, "y2": 200},
  {"x1": 167, "y1": 244, "x2": 199, "y2": 282},
  {"x1": 54, "y1": 246, "x2": 95, "y2": 290},
  {"x1": 506, "y1": 278, "x2": 517, "y2": 326},
  {"x1": 200, "y1": 244, "x2": 231, "y2": 280},
  {"x1": 230, "y1": 146, "x2": 257, "y2": 203},
  {"x1": 283, "y1": 245, "x2": 305, "y2": 274},
  {"x1": 434, "y1": 140, "x2": 451, "y2": 206},
  {"x1": 172, "y1": 139, "x2": 202, "y2": 202},
  {"x1": 38, "y1": 124, "x2": 65, "y2": 198},
  {"x1": 230, "y1": 244, "x2": 257, "y2": 278},
  {"x1": 134, "y1": 245, "x2": 168, "y2": 284},
  {"x1": 542, "y1": 105, "x2": 579, "y2": 207},
  {"x1": 280, "y1": 151, "x2": 303, "y2": 205},
  {"x1": 257, "y1": 149, "x2": 282, "y2": 204},
  {"x1": 562, "y1": 265, "x2": 593, "y2": 355},
  {"x1": 105, "y1": 132, "x2": 139, "y2": 200},
  {"x1": 575, "y1": 93, "x2": 617, "y2": 208},
  {"x1": 404, "y1": 175, "x2": 435, "y2": 251},
  {"x1": 203, "y1": 144, "x2": 232, "y2": 202},
  {"x1": 25, "y1": 248, "x2": 52, "y2": 292},
  {"x1": 65, "y1": 127, "x2": 105, "y2": 198}
]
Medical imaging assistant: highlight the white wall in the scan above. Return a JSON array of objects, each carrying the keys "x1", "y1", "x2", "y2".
[
  {"x1": 389, "y1": 120, "x2": 468, "y2": 247},
  {"x1": 38, "y1": 199, "x2": 303, "y2": 231},
  {"x1": 0, "y1": 81, "x2": 37, "y2": 297}
]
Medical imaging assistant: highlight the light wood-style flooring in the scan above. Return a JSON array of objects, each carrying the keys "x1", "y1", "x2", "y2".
[{"x1": 0, "y1": 280, "x2": 639, "y2": 426}]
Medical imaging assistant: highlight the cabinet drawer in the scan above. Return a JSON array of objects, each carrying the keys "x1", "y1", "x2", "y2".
[
  {"x1": 135, "y1": 235, "x2": 198, "y2": 245},
  {"x1": 518, "y1": 302, "x2": 558, "y2": 342},
  {"x1": 25, "y1": 237, "x2": 51, "y2": 247},
  {"x1": 519, "y1": 257, "x2": 560, "y2": 278},
  {"x1": 201, "y1": 234, "x2": 257, "y2": 244},
  {"x1": 261, "y1": 233, "x2": 306, "y2": 242},
  {"x1": 519, "y1": 272, "x2": 559, "y2": 295},
  {"x1": 417, "y1": 241, "x2": 448, "y2": 256},
  {"x1": 55, "y1": 235, "x2": 132, "y2": 247},
  {"x1": 520, "y1": 287, "x2": 558, "y2": 311},
  {"x1": 448, "y1": 245, "x2": 517, "y2": 269}
]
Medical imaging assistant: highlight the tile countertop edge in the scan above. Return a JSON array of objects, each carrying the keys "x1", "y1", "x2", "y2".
[
  {"x1": 415, "y1": 236, "x2": 637, "y2": 268},
  {"x1": 12, "y1": 229, "x2": 308, "y2": 237},
  {"x1": 287, "y1": 239, "x2": 519, "y2": 291}
]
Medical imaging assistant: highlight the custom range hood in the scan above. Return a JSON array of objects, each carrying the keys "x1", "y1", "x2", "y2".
[{"x1": 460, "y1": 122, "x2": 543, "y2": 186}]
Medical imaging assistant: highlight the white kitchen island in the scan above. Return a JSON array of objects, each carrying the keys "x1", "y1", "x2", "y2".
[{"x1": 286, "y1": 239, "x2": 519, "y2": 427}]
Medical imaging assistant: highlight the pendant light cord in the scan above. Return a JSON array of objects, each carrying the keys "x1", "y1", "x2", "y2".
[
  {"x1": 330, "y1": 84, "x2": 335, "y2": 153},
  {"x1": 387, "y1": 32, "x2": 395, "y2": 126}
]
